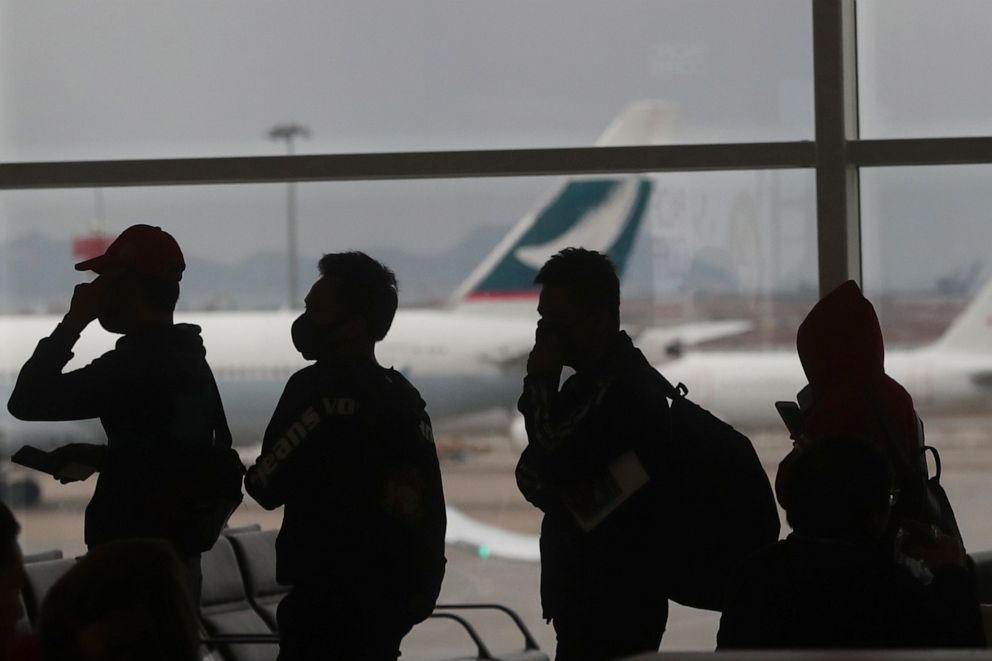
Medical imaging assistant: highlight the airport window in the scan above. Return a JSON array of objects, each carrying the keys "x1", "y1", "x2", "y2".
[
  {"x1": 4, "y1": 0, "x2": 992, "y2": 654},
  {"x1": 857, "y1": 0, "x2": 992, "y2": 139},
  {"x1": 860, "y1": 163, "x2": 992, "y2": 584},
  {"x1": 1, "y1": 170, "x2": 817, "y2": 653},
  {"x1": 0, "y1": 0, "x2": 812, "y2": 161}
]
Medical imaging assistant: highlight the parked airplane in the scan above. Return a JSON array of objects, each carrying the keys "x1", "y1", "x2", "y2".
[
  {"x1": 0, "y1": 176, "x2": 650, "y2": 446},
  {"x1": 3, "y1": 104, "x2": 753, "y2": 525},
  {"x1": 659, "y1": 278, "x2": 992, "y2": 429}
]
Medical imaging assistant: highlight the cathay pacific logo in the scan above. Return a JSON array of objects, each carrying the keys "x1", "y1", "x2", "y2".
[
  {"x1": 513, "y1": 179, "x2": 641, "y2": 269},
  {"x1": 460, "y1": 177, "x2": 651, "y2": 301}
]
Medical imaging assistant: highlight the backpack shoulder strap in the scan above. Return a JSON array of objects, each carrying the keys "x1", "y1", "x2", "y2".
[{"x1": 652, "y1": 368, "x2": 686, "y2": 400}]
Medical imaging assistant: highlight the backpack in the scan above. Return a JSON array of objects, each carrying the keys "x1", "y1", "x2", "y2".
[
  {"x1": 869, "y1": 401, "x2": 964, "y2": 549},
  {"x1": 654, "y1": 375, "x2": 781, "y2": 611},
  {"x1": 356, "y1": 371, "x2": 447, "y2": 623},
  {"x1": 154, "y1": 369, "x2": 245, "y2": 555}
]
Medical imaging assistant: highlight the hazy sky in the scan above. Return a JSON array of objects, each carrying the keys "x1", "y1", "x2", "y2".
[{"x1": 1, "y1": 0, "x2": 991, "y2": 294}]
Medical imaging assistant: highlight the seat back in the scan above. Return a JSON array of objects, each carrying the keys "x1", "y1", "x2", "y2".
[
  {"x1": 226, "y1": 529, "x2": 285, "y2": 631},
  {"x1": 200, "y1": 535, "x2": 278, "y2": 661},
  {"x1": 972, "y1": 551, "x2": 992, "y2": 603},
  {"x1": 22, "y1": 554, "x2": 74, "y2": 628},
  {"x1": 17, "y1": 550, "x2": 65, "y2": 633}
]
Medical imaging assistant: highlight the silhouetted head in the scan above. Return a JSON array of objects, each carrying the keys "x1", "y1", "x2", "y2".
[
  {"x1": 292, "y1": 252, "x2": 398, "y2": 362},
  {"x1": 0, "y1": 503, "x2": 24, "y2": 652},
  {"x1": 784, "y1": 435, "x2": 893, "y2": 542},
  {"x1": 535, "y1": 248, "x2": 621, "y2": 370},
  {"x1": 40, "y1": 539, "x2": 198, "y2": 661},
  {"x1": 797, "y1": 279, "x2": 885, "y2": 386},
  {"x1": 74, "y1": 224, "x2": 184, "y2": 334}
]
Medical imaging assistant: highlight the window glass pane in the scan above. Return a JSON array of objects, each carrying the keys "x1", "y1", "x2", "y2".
[
  {"x1": 2, "y1": 169, "x2": 814, "y2": 651},
  {"x1": 862, "y1": 165, "x2": 992, "y2": 550},
  {"x1": 0, "y1": 1, "x2": 812, "y2": 161},
  {"x1": 858, "y1": 0, "x2": 992, "y2": 138}
]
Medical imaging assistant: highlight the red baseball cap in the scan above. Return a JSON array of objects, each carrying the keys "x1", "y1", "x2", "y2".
[{"x1": 74, "y1": 224, "x2": 186, "y2": 281}]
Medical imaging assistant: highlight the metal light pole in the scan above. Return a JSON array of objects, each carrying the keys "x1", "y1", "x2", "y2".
[{"x1": 268, "y1": 123, "x2": 311, "y2": 308}]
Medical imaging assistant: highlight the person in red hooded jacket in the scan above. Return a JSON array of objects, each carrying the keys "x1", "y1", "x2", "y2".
[{"x1": 776, "y1": 280, "x2": 931, "y2": 545}]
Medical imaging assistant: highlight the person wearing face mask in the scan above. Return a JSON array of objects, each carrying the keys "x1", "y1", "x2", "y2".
[
  {"x1": 7, "y1": 224, "x2": 232, "y2": 601},
  {"x1": 245, "y1": 252, "x2": 446, "y2": 661},
  {"x1": 515, "y1": 248, "x2": 673, "y2": 661}
]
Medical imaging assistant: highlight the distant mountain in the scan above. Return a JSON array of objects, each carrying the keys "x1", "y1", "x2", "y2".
[{"x1": 0, "y1": 226, "x2": 508, "y2": 314}]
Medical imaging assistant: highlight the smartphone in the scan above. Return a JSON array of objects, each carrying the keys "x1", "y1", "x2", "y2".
[
  {"x1": 55, "y1": 463, "x2": 98, "y2": 482},
  {"x1": 11, "y1": 446, "x2": 57, "y2": 474},
  {"x1": 11, "y1": 445, "x2": 98, "y2": 482},
  {"x1": 775, "y1": 401, "x2": 804, "y2": 437}
]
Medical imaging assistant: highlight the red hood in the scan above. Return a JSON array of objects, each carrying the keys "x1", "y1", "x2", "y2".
[{"x1": 797, "y1": 280, "x2": 885, "y2": 386}]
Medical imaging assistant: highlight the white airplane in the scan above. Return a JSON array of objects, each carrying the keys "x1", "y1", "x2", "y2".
[
  {"x1": 659, "y1": 278, "x2": 992, "y2": 429},
  {"x1": 3, "y1": 104, "x2": 757, "y2": 540},
  {"x1": 0, "y1": 104, "x2": 664, "y2": 451},
  {"x1": 0, "y1": 176, "x2": 650, "y2": 452}
]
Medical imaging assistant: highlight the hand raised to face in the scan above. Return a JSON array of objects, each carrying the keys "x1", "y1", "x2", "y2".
[
  {"x1": 63, "y1": 274, "x2": 119, "y2": 333},
  {"x1": 527, "y1": 318, "x2": 564, "y2": 378}
]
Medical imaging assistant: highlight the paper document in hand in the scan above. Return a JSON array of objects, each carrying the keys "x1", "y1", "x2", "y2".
[{"x1": 570, "y1": 450, "x2": 650, "y2": 532}]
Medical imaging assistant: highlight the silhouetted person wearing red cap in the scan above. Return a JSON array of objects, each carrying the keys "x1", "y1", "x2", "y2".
[{"x1": 7, "y1": 224, "x2": 235, "y2": 599}]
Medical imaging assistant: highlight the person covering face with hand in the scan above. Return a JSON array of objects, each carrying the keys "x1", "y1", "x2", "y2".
[{"x1": 515, "y1": 248, "x2": 675, "y2": 661}]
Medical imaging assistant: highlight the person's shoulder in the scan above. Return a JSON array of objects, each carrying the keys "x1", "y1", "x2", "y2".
[
  {"x1": 283, "y1": 363, "x2": 328, "y2": 392},
  {"x1": 742, "y1": 538, "x2": 792, "y2": 569},
  {"x1": 613, "y1": 342, "x2": 670, "y2": 398},
  {"x1": 379, "y1": 367, "x2": 428, "y2": 414}
]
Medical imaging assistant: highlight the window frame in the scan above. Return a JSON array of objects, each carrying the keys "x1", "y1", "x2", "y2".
[{"x1": 1, "y1": 0, "x2": 989, "y2": 298}]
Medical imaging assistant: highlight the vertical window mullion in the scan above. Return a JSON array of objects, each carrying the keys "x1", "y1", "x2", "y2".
[{"x1": 812, "y1": 0, "x2": 862, "y2": 294}]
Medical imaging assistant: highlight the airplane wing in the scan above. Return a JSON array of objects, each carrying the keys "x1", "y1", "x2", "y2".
[
  {"x1": 636, "y1": 320, "x2": 753, "y2": 363},
  {"x1": 444, "y1": 505, "x2": 540, "y2": 562},
  {"x1": 476, "y1": 340, "x2": 534, "y2": 371},
  {"x1": 478, "y1": 320, "x2": 754, "y2": 371}
]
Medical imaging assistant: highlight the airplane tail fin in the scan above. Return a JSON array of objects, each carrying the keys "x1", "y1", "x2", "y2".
[
  {"x1": 450, "y1": 177, "x2": 652, "y2": 308},
  {"x1": 450, "y1": 101, "x2": 672, "y2": 311},
  {"x1": 932, "y1": 277, "x2": 992, "y2": 354}
]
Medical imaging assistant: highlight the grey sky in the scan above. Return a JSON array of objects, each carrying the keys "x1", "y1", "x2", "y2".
[{"x1": 1, "y1": 0, "x2": 991, "y2": 295}]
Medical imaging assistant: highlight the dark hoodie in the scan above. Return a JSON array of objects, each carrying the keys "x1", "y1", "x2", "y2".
[
  {"x1": 778, "y1": 281, "x2": 920, "y2": 510},
  {"x1": 8, "y1": 323, "x2": 221, "y2": 552}
]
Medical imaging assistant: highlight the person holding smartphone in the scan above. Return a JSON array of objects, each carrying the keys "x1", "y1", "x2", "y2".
[{"x1": 6, "y1": 224, "x2": 228, "y2": 600}]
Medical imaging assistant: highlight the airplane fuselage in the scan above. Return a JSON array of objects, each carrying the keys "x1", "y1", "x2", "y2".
[
  {"x1": 659, "y1": 347, "x2": 992, "y2": 429},
  {"x1": 0, "y1": 309, "x2": 536, "y2": 452}
]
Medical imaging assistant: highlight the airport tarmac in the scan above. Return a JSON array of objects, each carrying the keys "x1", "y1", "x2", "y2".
[{"x1": 10, "y1": 412, "x2": 992, "y2": 656}]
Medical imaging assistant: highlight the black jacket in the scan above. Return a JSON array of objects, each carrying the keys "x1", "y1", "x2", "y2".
[
  {"x1": 245, "y1": 360, "x2": 446, "y2": 620},
  {"x1": 8, "y1": 323, "x2": 221, "y2": 554},
  {"x1": 515, "y1": 331, "x2": 671, "y2": 619},
  {"x1": 718, "y1": 534, "x2": 986, "y2": 649}
]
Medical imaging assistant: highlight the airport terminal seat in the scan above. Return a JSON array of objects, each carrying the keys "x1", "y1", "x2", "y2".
[
  {"x1": 431, "y1": 604, "x2": 549, "y2": 661},
  {"x1": 224, "y1": 523, "x2": 262, "y2": 536},
  {"x1": 21, "y1": 551, "x2": 73, "y2": 629},
  {"x1": 225, "y1": 528, "x2": 285, "y2": 631},
  {"x1": 199, "y1": 534, "x2": 279, "y2": 661},
  {"x1": 971, "y1": 551, "x2": 992, "y2": 603},
  {"x1": 970, "y1": 552, "x2": 992, "y2": 647},
  {"x1": 201, "y1": 524, "x2": 550, "y2": 661}
]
